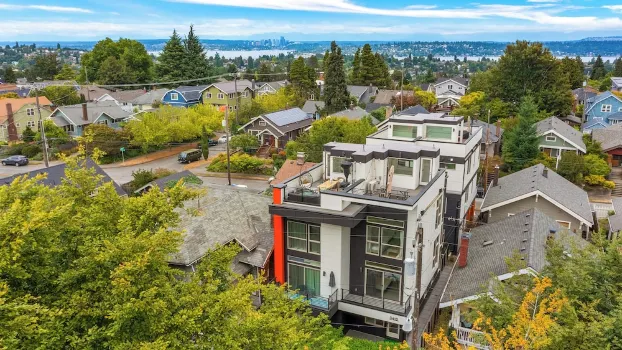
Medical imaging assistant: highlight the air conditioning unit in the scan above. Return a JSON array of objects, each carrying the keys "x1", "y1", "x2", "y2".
[{"x1": 367, "y1": 180, "x2": 378, "y2": 193}]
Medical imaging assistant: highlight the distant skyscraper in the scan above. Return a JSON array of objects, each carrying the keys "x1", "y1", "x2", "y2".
[{"x1": 279, "y1": 36, "x2": 286, "y2": 47}]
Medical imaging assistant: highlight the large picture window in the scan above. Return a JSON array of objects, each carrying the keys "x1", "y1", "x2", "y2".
[
  {"x1": 365, "y1": 262, "x2": 401, "y2": 302},
  {"x1": 287, "y1": 221, "x2": 320, "y2": 254},
  {"x1": 426, "y1": 126, "x2": 452, "y2": 140},
  {"x1": 288, "y1": 263, "x2": 320, "y2": 297},
  {"x1": 331, "y1": 156, "x2": 346, "y2": 173},
  {"x1": 388, "y1": 157, "x2": 414, "y2": 176},
  {"x1": 366, "y1": 225, "x2": 404, "y2": 259},
  {"x1": 420, "y1": 158, "x2": 432, "y2": 184},
  {"x1": 392, "y1": 124, "x2": 417, "y2": 139}
]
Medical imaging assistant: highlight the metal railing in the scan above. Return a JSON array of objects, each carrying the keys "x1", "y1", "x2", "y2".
[
  {"x1": 340, "y1": 289, "x2": 413, "y2": 315},
  {"x1": 288, "y1": 289, "x2": 338, "y2": 312},
  {"x1": 455, "y1": 326, "x2": 490, "y2": 350}
]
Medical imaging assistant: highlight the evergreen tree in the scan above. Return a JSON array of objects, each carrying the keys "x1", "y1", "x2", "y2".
[
  {"x1": 54, "y1": 64, "x2": 76, "y2": 81},
  {"x1": 358, "y1": 44, "x2": 375, "y2": 86},
  {"x1": 247, "y1": 56, "x2": 254, "y2": 70},
  {"x1": 307, "y1": 55, "x2": 319, "y2": 69},
  {"x1": 256, "y1": 62, "x2": 271, "y2": 80},
  {"x1": 33, "y1": 53, "x2": 59, "y2": 80},
  {"x1": 155, "y1": 29, "x2": 186, "y2": 82},
  {"x1": 290, "y1": 57, "x2": 317, "y2": 98},
  {"x1": 183, "y1": 25, "x2": 210, "y2": 82},
  {"x1": 613, "y1": 58, "x2": 622, "y2": 77},
  {"x1": 422, "y1": 69, "x2": 436, "y2": 84},
  {"x1": 351, "y1": 48, "x2": 361, "y2": 84},
  {"x1": 214, "y1": 52, "x2": 223, "y2": 67},
  {"x1": 590, "y1": 55, "x2": 606, "y2": 80},
  {"x1": 502, "y1": 96, "x2": 540, "y2": 172},
  {"x1": 322, "y1": 50, "x2": 330, "y2": 72},
  {"x1": 3, "y1": 66, "x2": 16, "y2": 83},
  {"x1": 324, "y1": 41, "x2": 350, "y2": 113},
  {"x1": 373, "y1": 52, "x2": 391, "y2": 88},
  {"x1": 200, "y1": 125, "x2": 210, "y2": 160}
]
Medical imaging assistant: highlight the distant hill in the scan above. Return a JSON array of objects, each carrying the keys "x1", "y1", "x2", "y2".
[{"x1": 581, "y1": 36, "x2": 622, "y2": 42}]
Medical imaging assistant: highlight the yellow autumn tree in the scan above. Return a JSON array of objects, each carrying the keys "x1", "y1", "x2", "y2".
[{"x1": 424, "y1": 277, "x2": 566, "y2": 350}]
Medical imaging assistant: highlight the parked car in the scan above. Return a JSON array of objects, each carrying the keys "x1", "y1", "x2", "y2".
[
  {"x1": 2, "y1": 155, "x2": 29, "y2": 166},
  {"x1": 218, "y1": 135, "x2": 231, "y2": 144},
  {"x1": 197, "y1": 140, "x2": 218, "y2": 149},
  {"x1": 178, "y1": 149, "x2": 202, "y2": 163}
]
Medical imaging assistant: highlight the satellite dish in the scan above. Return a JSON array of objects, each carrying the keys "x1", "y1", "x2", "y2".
[{"x1": 387, "y1": 165, "x2": 395, "y2": 195}]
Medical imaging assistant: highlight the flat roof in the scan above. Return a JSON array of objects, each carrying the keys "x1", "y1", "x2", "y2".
[{"x1": 391, "y1": 112, "x2": 464, "y2": 125}]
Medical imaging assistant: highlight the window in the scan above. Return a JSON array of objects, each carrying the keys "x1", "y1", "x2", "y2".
[
  {"x1": 229, "y1": 106, "x2": 233, "y2": 111},
  {"x1": 466, "y1": 156, "x2": 471, "y2": 174},
  {"x1": 15, "y1": 123, "x2": 20, "y2": 128},
  {"x1": 448, "y1": 84, "x2": 453, "y2": 90},
  {"x1": 440, "y1": 162, "x2": 456, "y2": 170},
  {"x1": 26, "y1": 108, "x2": 35, "y2": 116},
  {"x1": 287, "y1": 221, "x2": 320, "y2": 254},
  {"x1": 206, "y1": 93, "x2": 212, "y2": 99},
  {"x1": 234, "y1": 105, "x2": 237, "y2": 110},
  {"x1": 365, "y1": 263, "x2": 401, "y2": 302},
  {"x1": 420, "y1": 158, "x2": 432, "y2": 184},
  {"x1": 601, "y1": 104, "x2": 612, "y2": 113},
  {"x1": 259, "y1": 120, "x2": 267, "y2": 126},
  {"x1": 619, "y1": 107, "x2": 622, "y2": 112},
  {"x1": 435, "y1": 196, "x2": 443, "y2": 228},
  {"x1": 217, "y1": 93, "x2": 224, "y2": 99},
  {"x1": 288, "y1": 263, "x2": 320, "y2": 297},
  {"x1": 392, "y1": 124, "x2": 417, "y2": 138},
  {"x1": 170, "y1": 93, "x2": 178, "y2": 101},
  {"x1": 545, "y1": 135, "x2": 557, "y2": 142},
  {"x1": 556, "y1": 220, "x2": 571, "y2": 229},
  {"x1": 426, "y1": 126, "x2": 452, "y2": 140},
  {"x1": 367, "y1": 216, "x2": 405, "y2": 228},
  {"x1": 331, "y1": 156, "x2": 346, "y2": 173},
  {"x1": 366, "y1": 224, "x2": 404, "y2": 259},
  {"x1": 388, "y1": 157, "x2": 413, "y2": 176},
  {"x1": 242, "y1": 91, "x2": 248, "y2": 98},
  {"x1": 228, "y1": 93, "x2": 235, "y2": 99},
  {"x1": 433, "y1": 236, "x2": 440, "y2": 267},
  {"x1": 365, "y1": 317, "x2": 385, "y2": 327},
  {"x1": 26, "y1": 121, "x2": 35, "y2": 128}
]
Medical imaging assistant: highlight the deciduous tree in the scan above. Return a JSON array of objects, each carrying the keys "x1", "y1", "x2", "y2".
[
  {"x1": 38, "y1": 85, "x2": 81, "y2": 106},
  {"x1": 54, "y1": 64, "x2": 76, "y2": 80},
  {"x1": 3, "y1": 66, "x2": 17, "y2": 83}
]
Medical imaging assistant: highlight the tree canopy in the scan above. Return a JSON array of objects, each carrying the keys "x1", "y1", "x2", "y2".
[
  {"x1": 323, "y1": 41, "x2": 350, "y2": 113},
  {"x1": 501, "y1": 96, "x2": 540, "y2": 172},
  {"x1": 2, "y1": 66, "x2": 16, "y2": 83},
  {"x1": 37, "y1": 85, "x2": 81, "y2": 106},
  {"x1": 79, "y1": 38, "x2": 153, "y2": 85}
]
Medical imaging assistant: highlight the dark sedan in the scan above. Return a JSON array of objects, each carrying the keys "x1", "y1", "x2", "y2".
[{"x1": 2, "y1": 155, "x2": 29, "y2": 166}]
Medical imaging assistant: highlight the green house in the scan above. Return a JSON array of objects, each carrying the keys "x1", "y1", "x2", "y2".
[
  {"x1": 0, "y1": 97, "x2": 53, "y2": 142},
  {"x1": 535, "y1": 116, "x2": 586, "y2": 168},
  {"x1": 202, "y1": 80, "x2": 254, "y2": 112}
]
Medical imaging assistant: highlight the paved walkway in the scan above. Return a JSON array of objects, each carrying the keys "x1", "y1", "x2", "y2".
[{"x1": 415, "y1": 261, "x2": 455, "y2": 348}]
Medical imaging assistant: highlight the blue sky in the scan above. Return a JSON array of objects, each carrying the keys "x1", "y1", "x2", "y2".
[{"x1": 0, "y1": 0, "x2": 621, "y2": 41}]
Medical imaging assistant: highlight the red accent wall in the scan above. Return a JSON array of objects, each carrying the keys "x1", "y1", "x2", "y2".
[
  {"x1": 608, "y1": 148, "x2": 622, "y2": 156},
  {"x1": 272, "y1": 188, "x2": 285, "y2": 284}
]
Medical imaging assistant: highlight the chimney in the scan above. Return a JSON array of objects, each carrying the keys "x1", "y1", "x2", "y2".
[
  {"x1": 81, "y1": 103, "x2": 88, "y2": 121},
  {"x1": 543, "y1": 168, "x2": 548, "y2": 178},
  {"x1": 368, "y1": 83, "x2": 373, "y2": 94},
  {"x1": 458, "y1": 233, "x2": 471, "y2": 268},
  {"x1": 492, "y1": 165, "x2": 500, "y2": 187},
  {"x1": 5, "y1": 103, "x2": 18, "y2": 142},
  {"x1": 251, "y1": 79, "x2": 256, "y2": 98},
  {"x1": 296, "y1": 152, "x2": 305, "y2": 166},
  {"x1": 496, "y1": 120, "x2": 501, "y2": 138},
  {"x1": 386, "y1": 106, "x2": 393, "y2": 120}
]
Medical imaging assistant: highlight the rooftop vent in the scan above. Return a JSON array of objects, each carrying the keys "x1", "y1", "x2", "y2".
[{"x1": 483, "y1": 240, "x2": 494, "y2": 247}]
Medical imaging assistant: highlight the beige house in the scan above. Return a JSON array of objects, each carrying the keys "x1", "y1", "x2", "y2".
[{"x1": 0, "y1": 97, "x2": 53, "y2": 142}]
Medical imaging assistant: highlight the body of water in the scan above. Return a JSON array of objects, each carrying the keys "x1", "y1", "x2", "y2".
[
  {"x1": 434, "y1": 56, "x2": 620, "y2": 62},
  {"x1": 148, "y1": 49, "x2": 292, "y2": 59}
]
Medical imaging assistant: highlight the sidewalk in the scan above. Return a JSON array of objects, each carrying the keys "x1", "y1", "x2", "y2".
[{"x1": 101, "y1": 143, "x2": 197, "y2": 168}]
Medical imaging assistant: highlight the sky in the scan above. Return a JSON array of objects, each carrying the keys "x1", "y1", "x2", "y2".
[{"x1": 0, "y1": 0, "x2": 622, "y2": 42}]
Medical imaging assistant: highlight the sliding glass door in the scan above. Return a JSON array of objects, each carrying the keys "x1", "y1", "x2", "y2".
[
  {"x1": 365, "y1": 268, "x2": 401, "y2": 302},
  {"x1": 288, "y1": 263, "x2": 320, "y2": 297}
]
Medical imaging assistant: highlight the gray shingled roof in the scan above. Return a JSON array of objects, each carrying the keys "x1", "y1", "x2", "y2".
[
  {"x1": 481, "y1": 164, "x2": 593, "y2": 224},
  {"x1": 609, "y1": 197, "x2": 622, "y2": 232},
  {"x1": 52, "y1": 101, "x2": 132, "y2": 126},
  {"x1": 471, "y1": 120, "x2": 503, "y2": 144},
  {"x1": 561, "y1": 115, "x2": 582, "y2": 124},
  {"x1": 108, "y1": 89, "x2": 147, "y2": 103},
  {"x1": 587, "y1": 91, "x2": 620, "y2": 106},
  {"x1": 332, "y1": 106, "x2": 379, "y2": 125},
  {"x1": 612, "y1": 77, "x2": 622, "y2": 88},
  {"x1": 435, "y1": 77, "x2": 469, "y2": 87},
  {"x1": 168, "y1": 184, "x2": 273, "y2": 266},
  {"x1": 592, "y1": 123, "x2": 622, "y2": 151},
  {"x1": 582, "y1": 117, "x2": 608, "y2": 131},
  {"x1": 130, "y1": 88, "x2": 168, "y2": 105},
  {"x1": 175, "y1": 85, "x2": 210, "y2": 102},
  {"x1": 134, "y1": 170, "x2": 201, "y2": 194},
  {"x1": 440, "y1": 209, "x2": 561, "y2": 304},
  {"x1": 263, "y1": 108, "x2": 313, "y2": 133},
  {"x1": 211, "y1": 79, "x2": 254, "y2": 94},
  {"x1": 607, "y1": 112, "x2": 622, "y2": 121},
  {"x1": 535, "y1": 116, "x2": 586, "y2": 152},
  {"x1": 0, "y1": 158, "x2": 125, "y2": 196},
  {"x1": 302, "y1": 100, "x2": 325, "y2": 114},
  {"x1": 347, "y1": 85, "x2": 369, "y2": 99},
  {"x1": 401, "y1": 105, "x2": 429, "y2": 115}
]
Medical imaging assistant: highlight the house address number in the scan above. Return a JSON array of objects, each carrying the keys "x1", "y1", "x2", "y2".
[{"x1": 389, "y1": 316, "x2": 399, "y2": 322}]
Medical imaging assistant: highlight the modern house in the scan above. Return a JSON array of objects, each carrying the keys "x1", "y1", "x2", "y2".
[
  {"x1": 470, "y1": 120, "x2": 503, "y2": 160},
  {"x1": 256, "y1": 80, "x2": 288, "y2": 95},
  {"x1": 584, "y1": 91, "x2": 622, "y2": 125},
  {"x1": 347, "y1": 85, "x2": 378, "y2": 104},
  {"x1": 48, "y1": 102, "x2": 132, "y2": 137},
  {"x1": 433, "y1": 77, "x2": 468, "y2": 109},
  {"x1": 269, "y1": 141, "x2": 447, "y2": 343},
  {"x1": 0, "y1": 158, "x2": 126, "y2": 196},
  {"x1": 331, "y1": 106, "x2": 379, "y2": 125},
  {"x1": 238, "y1": 108, "x2": 313, "y2": 148},
  {"x1": 302, "y1": 100, "x2": 325, "y2": 119},
  {"x1": 168, "y1": 183, "x2": 274, "y2": 279},
  {"x1": 0, "y1": 97, "x2": 53, "y2": 142},
  {"x1": 366, "y1": 112, "x2": 483, "y2": 255},
  {"x1": 439, "y1": 209, "x2": 582, "y2": 349},
  {"x1": 481, "y1": 164, "x2": 594, "y2": 237},
  {"x1": 161, "y1": 85, "x2": 209, "y2": 107},
  {"x1": 612, "y1": 77, "x2": 622, "y2": 92},
  {"x1": 203, "y1": 80, "x2": 254, "y2": 111},
  {"x1": 535, "y1": 116, "x2": 586, "y2": 167},
  {"x1": 591, "y1": 123, "x2": 622, "y2": 166}
]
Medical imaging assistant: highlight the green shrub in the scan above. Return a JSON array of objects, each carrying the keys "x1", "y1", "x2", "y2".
[
  {"x1": 584, "y1": 174, "x2": 606, "y2": 186},
  {"x1": 584, "y1": 154, "x2": 610, "y2": 176},
  {"x1": 603, "y1": 180, "x2": 616, "y2": 190},
  {"x1": 3, "y1": 143, "x2": 25, "y2": 156},
  {"x1": 21, "y1": 144, "x2": 42, "y2": 158},
  {"x1": 207, "y1": 153, "x2": 273, "y2": 175}
]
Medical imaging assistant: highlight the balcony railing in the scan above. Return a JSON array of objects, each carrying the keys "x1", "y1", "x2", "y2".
[
  {"x1": 289, "y1": 289, "x2": 339, "y2": 312},
  {"x1": 340, "y1": 289, "x2": 413, "y2": 315},
  {"x1": 284, "y1": 187, "x2": 321, "y2": 206},
  {"x1": 455, "y1": 326, "x2": 490, "y2": 350}
]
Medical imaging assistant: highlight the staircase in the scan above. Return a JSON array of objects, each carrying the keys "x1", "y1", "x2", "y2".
[
  {"x1": 256, "y1": 145, "x2": 272, "y2": 159},
  {"x1": 610, "y1": 167, "x2": 622, "y2": 197}
]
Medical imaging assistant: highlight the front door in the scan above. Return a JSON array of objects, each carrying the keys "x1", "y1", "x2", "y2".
[{"x1": 263, "y1": 134, "x2": 275, "y2": 147}]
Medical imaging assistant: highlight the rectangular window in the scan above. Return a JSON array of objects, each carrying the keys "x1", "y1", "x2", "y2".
[
  {"x1": 440, "y1": 162, "x2": 456, "y2": 170},
  {"x1": 206, "y1": 93, "x2": 212, "y2": 99},
  {"x1": 448, "y1": 84, "x2": 453, "y2": 90},
  {"x1": 545, "y1": 135, "x2": 556, "y2": 142},
  {"x1": 435, "y1": 196, "x2": 443, "y2": 228},
  {"x1": 392, "y1": 124, "x2": 417, "y2": 139},
  {"x1": 365, "y1": 317, "x2": 385, "y2": 327},
  {"x1": 331, "y1": 156, "x2": 346, "y2": 173},
  {"x1": 420, "y1": 158, "x2": 432, "y2": 184},
  {"x1": 366, "y1": 224, "x2": 404, "y2": 260},
  {"x1": 433, "y1": 236, "x2": 440, "y2": 267},
  {"x1": 170, "y1": 93, "x2": 178, "y2": 101},
  {"x1": 556, "y1": 220, "x2": 571, "y2": 229},
  {"x1": 242, "y1": 91, "x2": 248, "y2": 98},
  {"x1": 26, "y1": 121, "x2": 35, "y2": 127},
  {"x1": 466, "y1": 156, "x2": 471, "y2": 174},
  {"x1": 601, "y1": 104, "x2": 612, "y2": 113},
  {"x1": 388, "y1": 157, "x2": 413, "y2": 176},
  {"x1": 287, "y1": 221, "x2": 320, "y2": 254},
  {"x1": 288, "y1": 263, "x2": 320, "y2": 297},
  {"x1": 367, "y1": 216, "x2": 405, "y2": 228},
  {"x1": 259, "y1": 120, "x2": 267, "y2": 126},
  {"x1": 228, "y1": 93, "x2": 235, "y2": 99},
  {"x1": 366, "y1": 226, "x2": 380, "y2": 255},
  {"x1": 308, "y1": 225, "x2": 321, "y2": 254},
  {"x1": 217, "y1": 93, "x2": 224, "y2": 99},
  {"x1": 26, "y1": 108, "x2": 35, "y2": 116},
  {"x1": 365, "y1": 268, "x2": 401, "y2": 302},
  {"x1": 426, "y1": 126, "x2": 452, "y2": 140}
]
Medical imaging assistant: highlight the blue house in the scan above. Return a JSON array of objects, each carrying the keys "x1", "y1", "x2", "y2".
[
  {"x1": 161, "y1": 85, "x2": 209, "y2": 107},
  {"x1": 582, "y1": 117, "x2": 608, "y2": 134},
  {"x1": 584, "y1": 91, "x2": 622, "y2": 125},
  {"x1": 49, "y1": 101, "x2": 131, "y2": 137}
]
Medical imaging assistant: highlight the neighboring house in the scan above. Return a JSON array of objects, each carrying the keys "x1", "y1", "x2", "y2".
[
  {"x1": 608, "y1": 197, "x2": 622, "y2": 239},
  {"x1": 481, "y1": 164, "x2": 594, "y2": 237},
  {"x1": 439, "y1": 209, "x2": 582, "y2": 349},
  {"x1": 433, "y1": 77, "x2": 468, "y2": 108},
  {"x1": 591, "y1": 123, "x2": 622, "y2": 166},
  {"x1": 347, "y1": 85, "x2": 377, "y2": 104},
  {"x1": 49, "y1": 101, "x2": 132, "y2": 137},
  {"x1": 238, "y1": 108, "x2": 313, "y2": 148},
  {"x1": 331, "y1": 106, "x2": 379, "y2": 125},
  {"x1": 270, "y1": 154, "x2": 317, "y2": 186},
  {"x1": 612, "y1": 77, "x2": 622, "y2": 92},
  {"x1": 18, "y1": 80, "x2": 78, "y2": 90},
  {"x1": 535, "y1": 116, "x2": 586, "y2": 167},
  {"x1": 471, "y1": 120, "x2": 503, "y2": 160},
  {"x1": 134, "y1": 170, "x2": 199, "y2": 194},
  {"x1": 168, "y1": 183, "x2": 274, "y2": 279},
  {"x1": 256, "y1": 80, "x2": 288, "y2": 95},
  {"x1": 401, "y1": 105, "x2": 429, "y2": 115},
  {"x1": 560, "y1": 115, "x2": 582, "y2": 127},
  {"x1": 419, "y1": 83, "x2": 433, "y2": 93},
  {"x1": 0, "y1": 97, "x2": 53, "y2": 142},
  {"x1": 584, "y1": 91, "x2": 622, "y2": 125},
  {"x1": 203, "y1": 80, "x2": 254, "y2": 111},
  {"x1": 129, "y1": 88, "x2": 168, "y2": 111},
  {"x1": 78, "y1": 86, "x2": 112, "y2": 101},
  {"x1": 301, "y1": 100, "x2": 325, "y2": 119},
  {"x1": 373, "y1": 89, "x2": 413, "y2": 107},
  {"x1": 582, "y1": 117, "x2": 608, "y2": 134},
  {"x1": 97, "y1": 89, "x2": 146, "y2": 113},
  {"x1": 572, "y1": 87, "x2": 597, "y2": 106},
  {"x1": 0, "y1": 84, "x2": 31, "y2": 98},
  {"x1": 0, "y1": 158, "x2": 126, "y2": 196},
  {"x1": 366, "y1": 111, "x2": 483, "y2": 255},
  {"x1": 161, "y1": 85, "x2": 209, "y2": 107},
  {"x1": 270, "y1": 142, "x2": 447, "y2": 343}
]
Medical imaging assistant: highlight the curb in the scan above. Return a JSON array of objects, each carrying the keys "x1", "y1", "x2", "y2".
[
  {"x1": 193, "y1": 171, "x2": 271, "y2": 181},
  {"x1": 101, "y1": 144, "x2": 198, "y2": 168}
]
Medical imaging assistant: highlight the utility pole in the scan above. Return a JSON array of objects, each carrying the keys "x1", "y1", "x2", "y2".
[
  {"x1": 400, "y1": 68, "x2": 404, "y2": 111},
  {"x1": 483, "y1": 109, "x2": 490, "y2": 193},
  {"x1": 413, "y1": 222, "x2": 424, "y2": 348},
  {"x1": 234, "y1": 75, "x2": 239, "y2": 125},
  {"x1": 225, "y1": 108, "x2": 232, "y2": 186},
  {"x1": 34, "y1": 88, "x2": 49, "y2": 168},
  {"x1": 85, "y1": 66, "x2": 90, "y2": 101}
]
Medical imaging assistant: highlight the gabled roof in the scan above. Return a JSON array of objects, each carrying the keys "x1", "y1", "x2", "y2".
[
  {"x1": 586, "y1": 91, "x2": 622, "y2": 113},
  {"x1": 108, "y1": 89, "x2": 147, "y2": 103},
  {"x1": 561, "y1": 115, "x2": 582, "y2": 124},
  {"x1": 572, "y1": 88, "x2": 597, "y2": 102},
  {"x1": 582, "y1": 117, "x2": 608, "y2": 131},
  {"x1": 258, "y1": 80, "x2": 288, "y2": 91},
  {"x1": 130, "y1": 88, "x2": 168, "y2": 105},
  {"x1": 78, "y1": 86, "x2": 112, "y2": 101},
  {"x1": 471, "y1": 119, "x2": 503, "y2": 144},
  {"x1": 0, "y1": 158, "x2": 125, "y2": 196},
  {"x1": 401, "y1": 105, "x2": 429, "y2": 115},
  {"x1": 170, "y1": 85, "x2": 210, "y2": 102},
  {"x1": 481, "y1": 164, "x2": 593, "y2": 225},
  {"x1": 331, "y1": 106, "x2": 379, "y2": 125},
  {"x1": 373, "y1": 89, "x2": 413, "y2": 105},
  {"x1": 435, "y1": 77, "x2": 468, "y2": 87},
  {"x1": 592, "y1": 123, "x2": 622, "y2": 151},
  {"x1": 440, "y1": 209, "x2": 564, "y2": 304},
  {"x1": 609, "y1": 197, "x2": 622, "y2": 232},
  {"x1": 271, "y1": 160, "x2": 318, "y2": 185},
  {"x1": 301, "y1": 100, "x2": 325, "y2": 114},
  {"x1": 612, "y1": 77, "x2": 622, "y2": 88},
  {"x1": 209, "y1": 79, "x2": 254, "y2": 94},
  {"x1": 263, "y1": 108, "x2": 314, "y2": 133},
  {"x1": 168, "y1": 184, "x2": 273, "y2": 266},
  {"x1": 51, "y1": 101, "x2": 132, "y2": 126},
  {"x1": 347, "y1": 85, "x2": 370, "y2": 99},
  {"x1": 535, "y1": 116, "x2": 586, "y2": 152},
  {"x1": 0, "y1": 97, "x2": 53, "y2": 123},
  {"x1": 607, "y1": 112, "x2": 622, "y2": 121},
  {"x1": 134, "y1": 170, "x2": 200, "y2": 194}
]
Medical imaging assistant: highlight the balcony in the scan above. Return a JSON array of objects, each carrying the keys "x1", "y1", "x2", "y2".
[
  {"x1": 289, "y1": 289, "x2": 339, "y2": 316},
  {"x1": 454, "y1": 326, "x2": 490, "y2": 350},
  {"x1": 341, "y1": 289, "x2": 413, "y2": 315}
]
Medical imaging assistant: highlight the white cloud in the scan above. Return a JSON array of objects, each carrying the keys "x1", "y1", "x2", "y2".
[
  {"x1": 0, "y1": 3, "x2": 93, "y2": 13},
  {"x1": 604, "y1": 5, "x2": 622, "y2": 13},
  {"x1": 109, "y1": 11, "x2": 121, "y2": 15},
  {"x1": 404, "y1": 5, "x2": 437, "y2": 9},
  {"x1": 527, "y1": 0, "x2": 561, "y2": 3}
]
